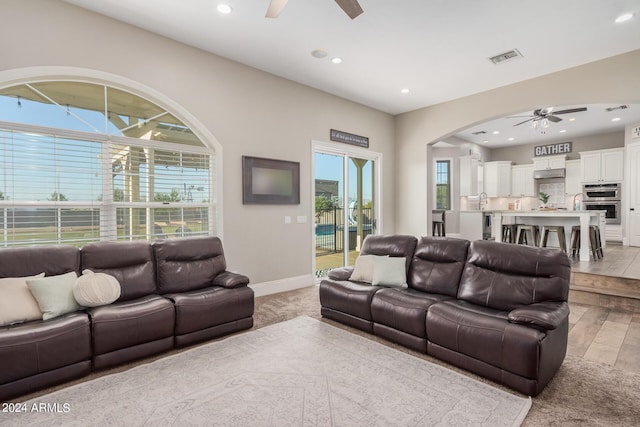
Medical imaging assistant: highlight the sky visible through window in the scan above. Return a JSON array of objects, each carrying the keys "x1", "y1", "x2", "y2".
[{"x1": 0, "y1": 91, "x2": 208, "y2": 203}]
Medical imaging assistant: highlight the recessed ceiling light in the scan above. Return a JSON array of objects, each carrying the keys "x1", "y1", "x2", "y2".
[
  {"x1": 508, "y1": 137, "x2": 515, "y2": 141},
  {"x1": 482, "y1": 140, "x2": 489, "y2": 144},
  {"x1": 559, "y1": 130, "x2": 567, "y2": 133},
  {"x1": 611, "y1": 117, "x2": 621, "y2": 122},
  {"x1": 311, "y1": 49, "x2": 328, "y2": 59},
  {"x1": 331, "y1": 57, "x2": 342, "y2": 64},
  {"x1": 217, "y1": 3, "x2": 232, "y2": 14},
  {"x1": 569, "y1": 118, "x2": 576, "y2": 122},
  {"x1": 492, "y1": 131, "x2": 500, "y2": 135},
  {"x1": 615, "y1": 12, "x2": 634, "y2": 23},
  {"x1": 400, "y1": 88, "x2": 410, "y2": 94}
]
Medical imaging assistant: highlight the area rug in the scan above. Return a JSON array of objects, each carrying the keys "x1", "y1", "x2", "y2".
[{"x1": 1, "y1": 316, "x2": 530, "y2": 426}]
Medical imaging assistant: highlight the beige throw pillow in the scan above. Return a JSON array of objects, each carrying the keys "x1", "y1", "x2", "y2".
[
  {"x1": 0, "y1": 273, "x2": 45, "y2": 326},
  {"x1": 350, "y1": 255, "x2": 388, "y2": 283},
  {"x1": 26, "y1": 271, "x2": 83, "y2": 320},
  {"x1": 73, "y1": 269, "x2": 121, "y2": 307},
  {"x1": 372, "y1": 256, "x2": 408, "y2": 288}
]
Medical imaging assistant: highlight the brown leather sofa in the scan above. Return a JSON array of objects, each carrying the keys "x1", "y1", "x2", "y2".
[
  {"x1": 320, "y1": 235, "x2": 571, "y2": 396},
  {"x1": 0, "y1": 236, "x2": 253, "y2": 401}
]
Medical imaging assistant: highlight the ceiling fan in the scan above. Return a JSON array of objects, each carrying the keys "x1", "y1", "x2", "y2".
[
  {"x1": 266, "y1": 0, "x2": 364, "y2": 20},
  {"x1": 509, "y1": 107, "x2": 588, "y2": 127}
]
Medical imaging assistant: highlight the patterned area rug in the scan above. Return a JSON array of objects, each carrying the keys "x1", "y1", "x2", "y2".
[{"x1": 2, "y1": 316, "x2": 530, "y2": 426}]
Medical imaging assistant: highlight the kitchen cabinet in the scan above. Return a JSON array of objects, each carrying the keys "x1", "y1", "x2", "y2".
[
  {"x1": 532, "y1": 155, "x2": 566, "y2": 170},
  {"x1": 580, "y1": 148, "x2": 624, "y2": 183},
  {"x1": 484, "y1": 161, "x2": 511, "y2": 197},
  {"x1": 510, "y1": 164, "x2": 534, "y2": 197},
  {"x1": 565, "y1": 159, "x2": 582, "y2": 195},
  {"x1": 459, "y1": 155, "x2": 482, "y2": 196}
]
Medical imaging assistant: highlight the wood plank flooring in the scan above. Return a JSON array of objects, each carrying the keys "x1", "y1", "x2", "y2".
[{"x1": 568, "y1": 303, "x2": 640, "y2": 374}]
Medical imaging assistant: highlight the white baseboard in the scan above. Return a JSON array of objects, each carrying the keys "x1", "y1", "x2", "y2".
[
  {"x1": 249, "y1": 274, "x2": 315, "y2": 297},
  {"x1": 446, "y1": 233, "x2": 462, "y2": 238}
]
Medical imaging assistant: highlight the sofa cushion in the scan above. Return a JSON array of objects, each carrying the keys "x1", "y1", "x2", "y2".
[
  {"x1": 319, "y1": 279, "x2": 380, "y2": 321},
  {"x1": 457, "y1": 240, "x2": 571, "y2": 311},
  {"x1": 371, "y1": 288, "x2": 451, "y2": 338},
  {"x1": 0, "y1": 312, "x2": 91, "y2": 386},
  {"x1": 0, "y1": 273, "x2": 45, "y2": 326},
  {"x1": 0, "y1": 245, "x2": 80, "y2": 279},
  {"x1": 153, "y1": 236, "x2": 227, "y2": 294},
  {"x1": 427, "y1": 300, "x2": 548, "y2": 379},
  {"x1": 26, "y1": 272, "x2": 83, "y2": 320},
  {"x1": 81, "y1": 241, "x2": 156, "y2": 302},
  {"x1": 408, "y1": 237, "x2": 469, "y2": 296},
  {"x1": 73, "y1": 270, "x2": 121, "y2": 307},
  {"x1": 372, "y1": 256, "x2": 407, "y2": 288}
]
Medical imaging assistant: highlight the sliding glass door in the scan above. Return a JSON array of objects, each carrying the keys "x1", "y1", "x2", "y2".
[{"x1": 313, "y1": 143, "x2": 380, "y2": 278}]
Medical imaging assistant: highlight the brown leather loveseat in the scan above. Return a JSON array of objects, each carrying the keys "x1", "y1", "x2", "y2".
[
  {"x1": 0, "y1": 236, "x2": 254, "y2": 401},
  {"x1": 320, "y1": 235, "x2": 571, "y2": 396}
]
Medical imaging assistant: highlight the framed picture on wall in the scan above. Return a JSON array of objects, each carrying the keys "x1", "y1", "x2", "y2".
[{"x1": 242, "y1": 156, "x2": 300, "y2": 204}]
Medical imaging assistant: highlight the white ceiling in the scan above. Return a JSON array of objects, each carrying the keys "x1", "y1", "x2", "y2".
[{"x1": 64, "y1": 0, "x2": 640, "y2": 146}]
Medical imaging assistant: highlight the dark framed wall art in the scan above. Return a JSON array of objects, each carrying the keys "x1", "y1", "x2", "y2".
[{"x1": 242, "y1": 156, "x2": 300, "y2": 204}]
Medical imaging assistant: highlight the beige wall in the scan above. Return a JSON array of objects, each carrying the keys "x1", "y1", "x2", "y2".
[
  {"x1": 490, "y1": 131, "x2": 624, "y2": 164},
  {"x1": 0, "y1": 0, "x2": 396, "y2": 284},
  {"x1": 396, "y1": 49, "x2": 640, "y2": 236}
]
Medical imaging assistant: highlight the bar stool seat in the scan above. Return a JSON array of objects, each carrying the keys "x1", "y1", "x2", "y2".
[
  {"x1": 570, "y1": 225, "x2": 604, "y2": 259},
  {"x1": 516, "y1": 225, "x2": 539, "y2": 246},
  {"x1": 539, "y1": 226, "x2": 567, "y2": 253}
]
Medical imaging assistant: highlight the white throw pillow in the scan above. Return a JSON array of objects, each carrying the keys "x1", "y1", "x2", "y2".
[
  {"x1": 350, "y1": 255, "x2": 387, "y2": 283},
  {"x1": 372, "y1": 256, "x2": 408, "y2": 288},
  {"x1": 73, "y1": 269, "x2": 121, "y2": 307},
  {"x1": 0, "y1": 273, "x2": 45, "y2": 326},
  {"x1": 26, "y1": 271, "x2": 83, "y2": 320}
]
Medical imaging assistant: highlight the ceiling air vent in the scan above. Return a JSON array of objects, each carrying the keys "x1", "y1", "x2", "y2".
[
  {"x1": 471, "y1": 131, "x2": 487, "y2": 135},
  {"x1": 488, "y1": 49, "x2": 523, "y2": 65},
  {"x1": 605, "y1": 105, "x2": 628, "y2": 112}
]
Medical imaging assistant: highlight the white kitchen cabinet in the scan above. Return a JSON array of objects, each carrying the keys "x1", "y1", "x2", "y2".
[
  {"x1": 459, "y1": 155, "x2": 482, "y2": 196},
  {"x1": 484, "y1": 161, "x2": 511, "y2": 197},
  {"x1": 580, "y1": 148, "x2": 624, "y2": 183},
  {"x1": 533, "y1": 155, "x2": 566, "y2": 170},
  {"x1": 564, "y1": 159, "x2": 582, "y2": 195},
  {"x1": 510, "y1": 164, "x2": 534, "y2": 197}
]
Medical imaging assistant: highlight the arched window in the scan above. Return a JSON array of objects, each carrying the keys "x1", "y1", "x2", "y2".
[{"x1": 0, "y1": 81, "x2": 216, "y2": 247}]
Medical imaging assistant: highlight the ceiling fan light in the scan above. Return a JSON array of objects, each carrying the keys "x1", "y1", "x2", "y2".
[{"x1": 541, "y1": 118, "x2": 550, "y2": 128}]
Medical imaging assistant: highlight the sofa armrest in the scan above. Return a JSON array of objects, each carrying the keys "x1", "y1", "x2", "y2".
[
  {"x1": 508, "y1": 301, "x2": 569, "y2": 330},
  {"x1": 212, "y1": 271, "x2": 250, "y2": 289},
  {"x1": 328, "y1": 267, "x2": 354, "y2": 281}
]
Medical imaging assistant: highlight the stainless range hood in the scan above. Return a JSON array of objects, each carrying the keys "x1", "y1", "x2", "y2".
[{"x1": 533, "y1": 168, "x2": 566, "y2": 179}]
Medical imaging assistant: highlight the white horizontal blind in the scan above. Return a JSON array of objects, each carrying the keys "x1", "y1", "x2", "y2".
[{"x1": 0, "y1": 125, "x2": 213, "y2": 247}]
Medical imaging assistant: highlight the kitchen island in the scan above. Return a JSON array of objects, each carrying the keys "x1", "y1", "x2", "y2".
[{"x1": 491, "y1": 210, "x2": 606, "y2": 262}]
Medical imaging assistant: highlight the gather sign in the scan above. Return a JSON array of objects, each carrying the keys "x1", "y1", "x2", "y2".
[{"x1": 534, "y1": 141, "x2": 572, "y2": 157}]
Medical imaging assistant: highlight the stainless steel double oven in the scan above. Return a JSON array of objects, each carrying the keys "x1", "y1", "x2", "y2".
[{"x1": 582, "y1": 183, "x2": 621, "y2": 224}]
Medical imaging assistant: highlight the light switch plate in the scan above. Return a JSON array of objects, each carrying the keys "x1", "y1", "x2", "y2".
[
  {"x1": 632, "y1": 126, "x2": 640, "y2": 138},
  {"x1": 284, "y1": 216, "x2": 292, "y2": 224},
  {"x1": 297, "y1": 215, "x2": 307, "y2": 223}
]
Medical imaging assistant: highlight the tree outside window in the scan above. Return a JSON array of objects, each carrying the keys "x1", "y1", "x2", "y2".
[{"x1": 435, "y1": 160, "x2": 451, "y2": 210}]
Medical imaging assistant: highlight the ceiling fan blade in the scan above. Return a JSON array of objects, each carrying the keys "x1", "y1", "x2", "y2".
[
  {"x1": 335, "y1": 0, "x2": 364, "y2": 19},
  {"x1": 266, "y1": 0, "x2": 289, "y2": 18},
  {"x1": 513, "y1": 118, "x2": 534, "y2": 127},
  {"x1": 506, "y1": 115, "x2": 534, "y2": 119},
  {"x1": 552, "y1": 107, "x2": 587, "y2": 115},
  {"x1": 547, "y1": 115, "x2": 562, "y2": 123}
]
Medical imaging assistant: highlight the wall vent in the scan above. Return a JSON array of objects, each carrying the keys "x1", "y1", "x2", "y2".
[{"x1": 488, "y1": 49, "x2": 523, "y2": 65}]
